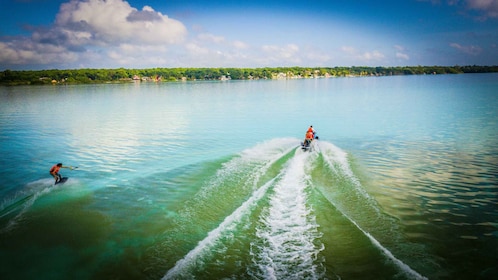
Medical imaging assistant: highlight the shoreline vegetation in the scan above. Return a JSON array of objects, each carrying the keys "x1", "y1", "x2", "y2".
[{"x1": 1, "y1": 65, "x2": 497, "y2": 86}]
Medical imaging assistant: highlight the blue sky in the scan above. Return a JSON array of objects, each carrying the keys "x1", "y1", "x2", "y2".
[{"x1": 0, "y1": 0, "x2": 497, "y2": 70}]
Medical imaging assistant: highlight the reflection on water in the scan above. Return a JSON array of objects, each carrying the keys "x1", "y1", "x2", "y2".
[
  {"x1": 354, "y1": 136, "x2": 498, "y2": 278},
  {"x1": 360, "y1": 138, "x2": 497, "y2": 227}
]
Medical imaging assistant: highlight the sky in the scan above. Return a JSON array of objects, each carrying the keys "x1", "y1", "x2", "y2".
[{"x1": 0, "y1": 0, "x2": 497, "y2": 70}]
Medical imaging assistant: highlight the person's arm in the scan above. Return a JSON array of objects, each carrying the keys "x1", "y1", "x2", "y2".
[{"x1": 61, "y1": 165, "x2": 75, "y2": 170}]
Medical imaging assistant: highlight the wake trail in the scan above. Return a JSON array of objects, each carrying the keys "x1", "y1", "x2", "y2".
[
  {"x1": 163, "y1": 176, "x2": 280, "y2": 279},
  {"x1": 216, "y1": 138, "x2": 298, "y2": 188},
  {"x1": 324, "y1": 195, "x2": 427, "y2": 280},
  {"x1": 317, "y1": 141, "x2": 427, "y2": 280},
  {"x1": 163, "y1": 138, "x2": 297, "y2": 279},
  {"x1": 249, "y1": 149, "x2": 325, "y2": 280},
  {"x1": 319, "y1": 141, "x2": 379, "y2": 212},
  {"x1": 0, "y1": 179, "x2": 56, "y2": 233}
]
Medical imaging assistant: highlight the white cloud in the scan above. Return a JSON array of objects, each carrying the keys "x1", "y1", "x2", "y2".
[
  {"x1": 232, "y1": 40, "x2": 249, "y2": 49},
  {"x1": 197, "y1": 33, "x2": 225, "y2": 44},
  {"x1": 0, "y1": 38, "x2": 79, "y2": 66},
  {"x1": 186, "y1": 43, "x2": 210, "y2": 56},
  {"x1": 0, "y1": 0, "x2": 187, "y2": 68},
  {"x1": 54, "y1": 0, "x2": 186, "y2": 45},
  {"x1": 341, "y1": 46, "x2": 385, "y2": 62},
  {"x1": 394, "y1": 45, "x2": 409, "y2": 60},
  {"x1": 396, "y1": 52, "x2": 410, "y2": 60},
  {"x1": 394, "y1": 45, "x2": 405, "y2": 51},
  {"x1": 0, "y1": 41, "x2": 31, "y2": 65},
  {"x1": 450, "y1": 42, "x2": 483, "y2": 55},
  {"x1": 424, "y1": 0, "x2": 498, "y2": 19},
  {"x1": 281, "y1": 44, "x2": 299, "y2": 59},
  {"x1": 303, "y1": 47, "x2": 331, "y2": 63},
  {"x1": 360, "y1": 50, "x2": 385, "y2": 61},
  {"x1": 106, "y1": 44, "x2": 171, "y2": 66},
  {"x1": 261, "y1": 44, "x2": 301, "y2": 64},
  {"x1": 341, "y1": 46, "x2": 356, "y2": 55},
  {"x1": 466, "y1": 0, "x2": 498, "y2": 18}
]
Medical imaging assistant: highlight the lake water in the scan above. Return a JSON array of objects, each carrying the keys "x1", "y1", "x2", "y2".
[{"x1": 1, "y1": 74, "x2": 497, "y2": 279}]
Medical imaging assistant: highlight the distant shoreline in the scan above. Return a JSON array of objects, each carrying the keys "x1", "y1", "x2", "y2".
[{"x1": 1, "y1": 65, "x2": 497, "y2": 86}]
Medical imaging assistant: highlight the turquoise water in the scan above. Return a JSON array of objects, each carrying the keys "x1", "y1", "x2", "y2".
[{"x1": 1, "y1": 74, "x2": 497, "y2": 279}]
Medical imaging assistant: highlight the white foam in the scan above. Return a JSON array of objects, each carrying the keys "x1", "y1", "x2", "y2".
[
  {"x1": 250, "y1": 150, "x2": 325, "y2": 279},
  {"x1": 163, "y1": 139, "x2": 299, "y2": 279},
  {"x1": 163, "y1": 139, "x2": 426, "y2": 280},
  {"x1": 318, "y1": 141, "x2": 379, "y2": 212},
  {"x1": 202, "y1": 138, "x2": 298, "y2": 195},
  {"x1": 163, "y1": 177, "x2": 279, "y2": 279},
  {"x1": 0, "y1": 180, "x2": 56, "y2": 233},
  {"x1": 240, "y1": 137, "x2": 299, "y2": 160}
]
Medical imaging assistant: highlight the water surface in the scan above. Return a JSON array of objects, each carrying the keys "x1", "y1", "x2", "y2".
[{"x1": 1, "y1": 74, "x2": 497, "y2": 279}]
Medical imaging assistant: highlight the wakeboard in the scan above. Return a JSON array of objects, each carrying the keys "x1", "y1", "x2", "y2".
[{"x1": 55, "y1": 177, "x2": 68, "y2": 185}]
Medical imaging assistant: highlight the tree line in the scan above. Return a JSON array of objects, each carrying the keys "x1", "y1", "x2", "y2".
[{"x1": 1, "y1": 65, "x2": 497, "y2": 86}]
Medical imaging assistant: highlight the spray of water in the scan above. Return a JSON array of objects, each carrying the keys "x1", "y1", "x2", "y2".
[
  {"x1": 163, "y1": 177, "x2": 279, "y2": 279},
  {"x1": 249, "y1": 149, "x2": 325, "y2": 279},
  {"x1": 0, "y1": 179, "x2": 58, "y2": 233},
  {"x1": 163, "y1": 138, "x2": 298, "y2": 279},
  {"x1": 162, "y1": 138, "x2": 427, "y2": 279}
]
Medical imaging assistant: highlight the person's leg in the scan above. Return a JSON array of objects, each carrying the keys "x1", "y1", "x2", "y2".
[{"x1": 53, "y1": 173, "x2": 61, "y2": 183}]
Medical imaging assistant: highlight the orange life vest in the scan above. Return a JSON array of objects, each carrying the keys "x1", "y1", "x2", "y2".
[
  {"x1": 50, "y1": 165, "x2": 61, "y2": 174},
  {"x1": 305, "y1": 131, "x2": 314, "y2": 140}
]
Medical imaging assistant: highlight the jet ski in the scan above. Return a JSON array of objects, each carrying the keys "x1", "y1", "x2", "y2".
[{"x1": 301, "y1": 134, "x2": 319, "y2": 152}]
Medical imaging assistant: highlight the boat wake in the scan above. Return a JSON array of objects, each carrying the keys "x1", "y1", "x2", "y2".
[
  {"x1": 161, "y1": 138, "x2": 427, "y2": 279},
  {"x1": 248, "y1": 149, "x2": 325, "y2": 279},
  {"x1": 0, "y1": 179, "x2": 58, "y2": 233}
]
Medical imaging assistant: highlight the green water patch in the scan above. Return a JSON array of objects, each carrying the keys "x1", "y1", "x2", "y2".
[
  {"x1": 0, "y1": 178, "x2": 179, "y2": 280},
  {"x1": 311, "y1": 151, "x2": 431, "y2": 279},
  {"x1": 0, "y1": 193, "x2": 112, "y2": 279},
  {"x1": 87, "y1": 159, "x2": 236, "y2": 279},
  {"x1": 310, "y1": 186, "x2": 399, "y2": 279}
]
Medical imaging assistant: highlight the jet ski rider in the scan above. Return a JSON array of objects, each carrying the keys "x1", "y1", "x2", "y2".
[
  {"x1": 307, "y1": 125, "x2": 315, "y2": 136},
  {"x1": 304, "y1": 125, "x2": 315, "y2": 146}
]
